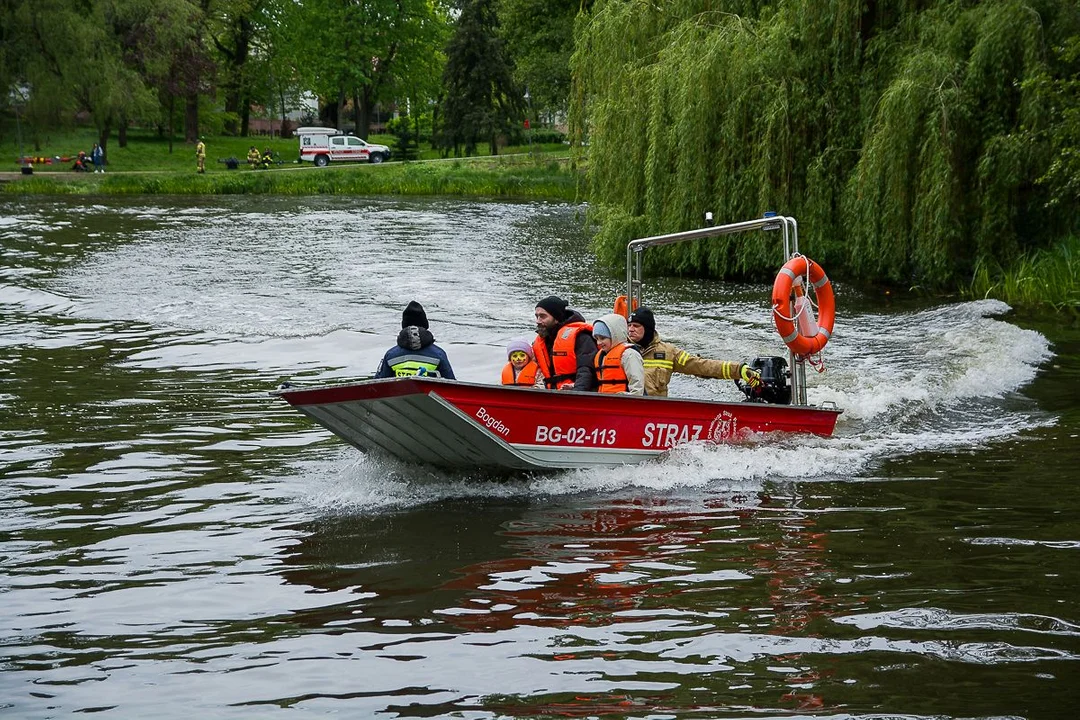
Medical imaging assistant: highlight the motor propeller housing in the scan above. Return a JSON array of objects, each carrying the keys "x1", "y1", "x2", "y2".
[{"x1": 737, "y1": 356, "x2": 792, "y2": 405}]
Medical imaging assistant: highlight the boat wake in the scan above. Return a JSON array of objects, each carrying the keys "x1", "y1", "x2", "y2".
[
  {"x1": 10, "y1": 202, "x2": 1053, "y2": 504},
  {"x1": 289, "y1": 299, "x2": 1054, "y2": 509}
]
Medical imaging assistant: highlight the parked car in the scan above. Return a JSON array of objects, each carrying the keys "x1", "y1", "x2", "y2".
[{"x1": 297, "y1": 126, "x2": 391, "y2": 166}]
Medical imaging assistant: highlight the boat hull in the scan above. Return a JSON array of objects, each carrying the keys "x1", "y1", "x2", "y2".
[{"x1": 274, "y1": 378, "x2": 841, "y2": 471}]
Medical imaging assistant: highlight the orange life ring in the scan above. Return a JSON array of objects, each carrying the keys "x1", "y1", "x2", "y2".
[{"x1": 771, "y1": 256, "x2": 835, "y2": 356}]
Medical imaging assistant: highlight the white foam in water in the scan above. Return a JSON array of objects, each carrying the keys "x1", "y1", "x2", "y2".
[
  {"x1": 819, "y1": 299, "x2": 1051, "y2": 422},
  {"x1": 287, "y1": 298, "x2": 1055, "y2": 509},
  {"x1": 33, "y1": 202, "x2": 1056, "y2": 504}
]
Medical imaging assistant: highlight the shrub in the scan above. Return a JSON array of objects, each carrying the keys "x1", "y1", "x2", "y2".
[{"x1": 528, "y1": 128, "x2": 566, "y2": 145}]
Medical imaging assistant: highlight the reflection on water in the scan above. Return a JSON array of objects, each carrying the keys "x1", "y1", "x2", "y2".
[{"x1": 1, "y1": 196, "x2": 1078, "y2": 718}]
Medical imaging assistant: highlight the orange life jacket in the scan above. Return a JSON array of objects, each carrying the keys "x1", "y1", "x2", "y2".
[
  {"x1": 501, "y1": 360, "x2": 539, "y2": 386},
  {"x1": 533, "y1": 322, "x2": 592, "y2": 389},
  {"x1": 594, "y1": 342, "x2": 632, "y2": 393}
]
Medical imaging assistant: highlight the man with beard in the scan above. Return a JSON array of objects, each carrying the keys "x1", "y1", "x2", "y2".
[
  {"x1": 531, "y1": 295, "x2": 597, "y2": 391},
  {"x1": 627, "y1": 306, "x2": 760, "y2": 397},
  {"x1": 375, "y1": 301, "x2": 456, "y2": 379}
]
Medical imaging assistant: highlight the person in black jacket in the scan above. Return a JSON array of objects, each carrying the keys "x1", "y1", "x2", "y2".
[
  {"x1": 532, "y1": 295, "x2": 597, "y2": 391},
  {"x1": 374, "y1": 301, "x2": 456, "y2": 379}
]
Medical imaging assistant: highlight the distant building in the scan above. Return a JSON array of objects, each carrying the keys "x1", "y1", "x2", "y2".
[{"x1": 249, "y1": 92, "x2": 320, "y2": 138}]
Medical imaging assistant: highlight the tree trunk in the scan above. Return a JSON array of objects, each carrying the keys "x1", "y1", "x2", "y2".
[
  {"x1": 353, "y1": 90, "x2": 362, "y2": 137},
  {"x1": 356, "y1": 86, "x2": 374, "y2": 139},
  {"x1": 223, "y1": 88, "x2": 240, "y2": 136},
  {"x1": 168, "y1": 96, "x2": 174, "y2": 154},
  {"x1": 185, "y1": 94, "x2": 199, "y2": 143},
  {"x1": 118, "y1": 120, "x2": 127, "y2": 148},
  {"x1": 279, "y1": 88, "x2": 288, "y2": 137},
  {"x1": 319, "y1": 98, "x2": 336, "y2": 128},
  {"x1": 223, "y1": 15, "x2": 252, "y2": 136},
  {"x1": 98, "y1": 121, "x2": 111, "y2": 164}
]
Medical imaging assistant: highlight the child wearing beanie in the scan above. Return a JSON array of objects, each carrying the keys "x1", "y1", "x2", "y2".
[{"x1": 501, "y1": 337, "x2": 539, "y2": 386}]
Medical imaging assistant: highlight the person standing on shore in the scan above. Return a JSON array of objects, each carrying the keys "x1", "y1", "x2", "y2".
[
  {"x1": 195, "y1": 137, "x2": 206, "y2": 174},
  {"x1": 90, "y1": 143, "x2": 104, "y2": 173}
]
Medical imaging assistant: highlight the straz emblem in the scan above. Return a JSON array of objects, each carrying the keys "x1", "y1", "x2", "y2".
[
  {"x1": 654, "y1": 352, "x2": 666, "y2": 359},
  {"x1": 708, "y1": 411, "x2": 738, "y2": 442}
]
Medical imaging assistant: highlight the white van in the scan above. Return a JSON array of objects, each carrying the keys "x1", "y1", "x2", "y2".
[{"x1": 297, "y1": 126, "x2": 391, "y2": 166}]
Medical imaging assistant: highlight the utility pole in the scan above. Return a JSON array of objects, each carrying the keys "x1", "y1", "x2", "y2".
[
  {"x1": 13, "y1": 87, "x2": 31, "y2": 175},
  {"x1": 524, "y1": 88, "x2": 532, "y2": 155}
]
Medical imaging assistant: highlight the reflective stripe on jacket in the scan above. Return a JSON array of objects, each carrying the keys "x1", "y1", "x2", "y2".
[
  {"x1": 594, "y1": 342, "x2": 631, "y2": 393},
  {"x1": 639, "y1": 333, "x2": 741, "y2": 397},
  {"x1": 533, "y1": 322, "x2": 591, "y2": 389},
  {"x1": 387, "y1": 354, "x2": 442, "y2": 377},
  {"x1": 501, "y1": 360, "x2": 539, "y2": 386}
]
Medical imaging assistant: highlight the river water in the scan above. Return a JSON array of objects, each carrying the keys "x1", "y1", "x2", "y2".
[{"x1": 1, "y1": 196, "x2": 1078, "y2": 719}]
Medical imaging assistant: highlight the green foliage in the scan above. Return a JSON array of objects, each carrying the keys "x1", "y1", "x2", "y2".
[
  {"x1": 9, "y1": 0, "x2": 197, "y2": 140},
  {"x1": 4, "y1": 0, "x2": 451, "y2": 149},
  {"x1": 574, "y1": 0, "x2": 1080, "y2": 291},
  {"x1": 3, "y1": 154, "x2": 581, "y2": 200},
  {"x1": 388, "y1": 113, "x2": 427, "y2": 161},
  {"x1": 277, "y1": 0, "x2": 450, "y2": 137},
  {"x1": 968, "y1": 235, "x2": 1080, "y2": 311},
  {"x1": 1030, "y1": 34, "x2": 1080, "y2": 212},
  {"x1": 529, "y1": 128, "x2": 566, "y2": 146},
  {"x1": 389, "y1": 113, "x2": 432, "y2": 141},
  {"x1": 497, "y1": 0, "x2": 582, "y2": 118},
  {"x1": 438, "y1": 0, "x2": 523, "y2": 156}
]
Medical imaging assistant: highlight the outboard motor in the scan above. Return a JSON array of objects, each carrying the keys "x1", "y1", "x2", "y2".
[{"x1": 736, "y1": 356, "x2": 791, "y2": 405}]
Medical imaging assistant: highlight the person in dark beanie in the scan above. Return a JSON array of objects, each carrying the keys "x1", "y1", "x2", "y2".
[
  {"x1": 532, "y1": 295, "x2": 597, "y2": 391},
  {"x1": 400, "y1": 300, "x2": 428, "y2": 329},
  {"x1": 627, "y1": 306, "x2": 759, "y2": 397},
  {"x1": 375, "y1": 300, "x2": 456, "y2": 379}
]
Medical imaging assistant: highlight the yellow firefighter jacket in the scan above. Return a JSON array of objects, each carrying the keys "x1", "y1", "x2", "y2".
[{"x1": 638, "y1": 333, "x2": 742, "y2": 397}]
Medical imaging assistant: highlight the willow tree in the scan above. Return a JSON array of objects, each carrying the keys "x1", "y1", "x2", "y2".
[
  {"x1": 572, "y1": 0, "x2": 1080, "y2": 288},
  {"x1": 11, "y1": 0, "x2": 205, "y2": 152}
]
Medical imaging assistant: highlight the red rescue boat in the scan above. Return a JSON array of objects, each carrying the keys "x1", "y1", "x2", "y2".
[
  {"x1": 274, "y1": 214, "x2": 841, "y2": 471},
  {"x1": 273, "y1": 377, "x2": 841, "y2": 471}
]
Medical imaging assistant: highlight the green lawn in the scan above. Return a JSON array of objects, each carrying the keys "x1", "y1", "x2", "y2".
[
  {"x1": 3, "y1": 122, "x2": 585, "y2": 201},
  {"x1": 6, "y1": 124, "x2": 570, "y2": 174}
]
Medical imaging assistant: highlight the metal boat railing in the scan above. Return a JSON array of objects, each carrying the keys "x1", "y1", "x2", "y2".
[{"x1": 624, "y1": 214, "x2": 811, "y2": 405}]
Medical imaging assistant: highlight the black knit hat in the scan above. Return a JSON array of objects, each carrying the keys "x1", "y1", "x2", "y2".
[
  {"x1": 629, "y1": 306, "x2": 656, "y2": 346},
  {"x1": 401, "y1": 300, "x2": 428, "y2": 329},
  {"x1": 629, "y1": 306, "x2": 655, "y2": 332},
  {"x1": 535, "y1": 295, "x2": 568, "y2": 322}
]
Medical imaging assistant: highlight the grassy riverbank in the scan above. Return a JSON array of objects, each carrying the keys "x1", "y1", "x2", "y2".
[
  {"x1": 967, "y1": 235, "x2": 1080, "y2": 313},
  {"x1": 3, "y1": 126, "x2": 581, "y2": 201},
  {"x1": 3, "y1": 155, "x2": 582, "y2": 201}
]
